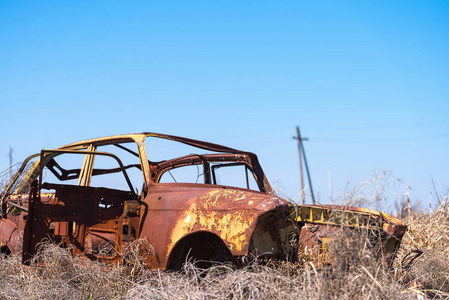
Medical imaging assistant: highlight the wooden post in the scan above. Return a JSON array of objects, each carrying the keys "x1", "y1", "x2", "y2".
[
  {"x1": 293, "y1": 126, "x2": 315, "y2": 204},
  {"x1": 296, "y1": 127, "x2": 305, "y2": 204},
  {"x1": 9, "y1": 147, "x2": 13, "y2": 180}
]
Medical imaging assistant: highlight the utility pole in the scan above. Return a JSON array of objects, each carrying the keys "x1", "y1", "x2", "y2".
[
  {"x1": 294, "y1": 127, "x2": 306, "y2": 204},
  {"x1": 293, "y1": 126, "x2": 315, "y2": 204},
  {"x1": 9, "y1": 147, "x2": 13, "y2": 180}
]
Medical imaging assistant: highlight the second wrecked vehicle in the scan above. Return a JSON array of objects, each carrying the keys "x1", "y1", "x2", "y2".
[{"x1": 0, "y1": 133, "x2": 406, "y2": 269}]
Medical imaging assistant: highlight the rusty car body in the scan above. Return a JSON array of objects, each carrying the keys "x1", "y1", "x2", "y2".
[{"x1": 0, "y1": 133, "x2": 406, "y2": 269}]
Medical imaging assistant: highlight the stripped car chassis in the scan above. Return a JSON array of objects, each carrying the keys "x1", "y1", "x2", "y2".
[{"x1": 0, "y1": 133, "x2": 406, "y2": 269}]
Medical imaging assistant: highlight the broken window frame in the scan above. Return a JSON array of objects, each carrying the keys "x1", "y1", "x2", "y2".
[
  {"x1": 1, "y1": 133, "x2": 274, "y2": 201},
  {"x1": 210, "y1": 162, "x2": 258, "y2": 190},
  {"x1": 38, "y1": 149, "x2": 138, "y2": 199},
  {"x1": 151, "y1": 153, "x2": 265, "y2": 192}
]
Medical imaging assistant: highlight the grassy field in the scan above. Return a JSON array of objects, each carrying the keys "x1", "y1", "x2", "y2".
[
  {"x1": 0, "y1": 195, "x2": 447, "y2": 299},
  {"x1": 0, "y1": 168, "x2": 448, "y2": 299}
]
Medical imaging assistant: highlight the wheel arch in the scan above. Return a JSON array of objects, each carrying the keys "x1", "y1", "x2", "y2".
[{"x1": 166, "y1": 231, "x2": 237, "y2": 270}]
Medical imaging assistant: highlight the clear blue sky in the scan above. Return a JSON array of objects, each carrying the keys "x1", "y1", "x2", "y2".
[{"x1": 1, "y1": 1, "x2": 448, "y2": 211}]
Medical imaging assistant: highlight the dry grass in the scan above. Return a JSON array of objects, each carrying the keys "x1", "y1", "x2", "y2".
[
  {"x1": 0, "y1": 204, "x2": 447, "y2": 300},
  {"x1": 0, "y1": 170, "x2": 448, "y2": 299},
  {"x1": 395, "y1": 195, "x2": 449, "y2": 297},
  {"x1": 0, "y1": 244, "x2": 132, "y2": 299}
]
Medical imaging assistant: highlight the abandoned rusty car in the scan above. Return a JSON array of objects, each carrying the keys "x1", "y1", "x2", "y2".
[{"x1": 0, "y1": 133, "x2": 406, "y2": 269}]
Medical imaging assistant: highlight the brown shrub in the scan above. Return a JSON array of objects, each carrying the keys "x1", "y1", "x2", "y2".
[
  {"x1": 0, "y1": 243, "x2": 131, "y2": 300},
  {"x1": 0, "y1": 210, "x2": 448, "y2": 300},
  {"x1": 395, "y1": 195, "x2": 449, "y2": 297},
  {"x1": 0, "y1": 166, "x2": 447, "y2": 299}
]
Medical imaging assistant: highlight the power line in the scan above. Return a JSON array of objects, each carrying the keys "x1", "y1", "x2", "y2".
[
  {"x1": 312, "y1": 133, "x2": 449, "y2": 144},
  {"x1": 308, "y1": 120, "x2": 449, "y2": 131}
]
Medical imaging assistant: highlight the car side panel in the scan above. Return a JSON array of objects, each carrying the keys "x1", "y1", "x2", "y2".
[{"x1": 139, "y1": 184, "x2": 289, "y2": 269}]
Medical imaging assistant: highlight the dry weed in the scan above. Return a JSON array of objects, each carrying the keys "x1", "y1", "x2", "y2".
[
  {"x1": 0, "y1": 212, "x2": 447, "y2": 299},
  {"x1": 0, "y1": 243, "x2": 132, "y2": 300},
  {"x1": 395, "y1": 195, "x2": 449, "y2": 297},
  {"x1": 0, "y1": 169, "x2": 448, "y2": 299}
]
